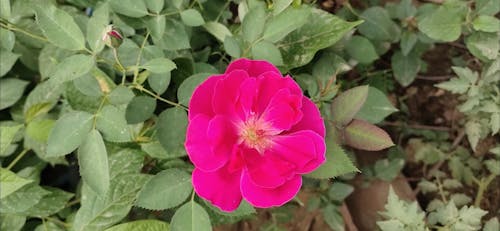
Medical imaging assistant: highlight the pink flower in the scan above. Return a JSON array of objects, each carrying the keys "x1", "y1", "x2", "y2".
[{"x1": 185, "y1": 58, "x2": 326, "y2": 212}]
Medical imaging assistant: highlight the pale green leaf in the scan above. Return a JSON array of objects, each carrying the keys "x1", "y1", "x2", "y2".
[
  {"x1": 35, "y1": 4, "x2": 85, "y2": 50},
  {"x1": 358, "y1": 7, "x2": 401, "y2": 42},
  {"x1": 475, "y1": 0, "x2": 500, "y2": 16},
  {"x1": 141, "y1": 58, "x2": 176, "y2": 73},
  {"x1": 153, "y1": 19, "x2": 190, "y2": 50},
  {"x1": 331, "y1": 85, "x2": 369, "y2": 126},
  {"x1": 86, "y1": 2, "x2": 109, "y2": 52},
  {"x1": 171, "y1": 202, "x2": 212, "y2": 231},
  {"x1": 0, "y1": 49, "x2": 20, "y2": 77},
  {"x1": 136, "y1": 169, "x2": 192, "y2": 210},
  {"x1": 48, "y1": 54, "x2": 94, "y2": 84},
  {"x1": 465, "y1": 120, "x2": 482, "y2": 151},
  {"x1": 109, "y1": 0, "x2": 148, "y2": 18},
  {"x1": 355, "y1": 87, "x2": 398, "y2": 124},
  {"x1": 105, "y1": 220, "x2": 170, "y2": 231},
  {"x1": 465, "y1": 32, "x2": 499, "y2": 61},
  {"x1": 157, "y1": 108, "x2": 188, "y2": 153},
  {"x1": 141, "y1": 140, "x2": 186, "y2": 159},
  {"x1": 203, "y1": 22, "x2": 232, "y2": 42},
  {"x1": 277, "y1": 7, "x2": 361, "y2": 70},
  {"x1": 400, "y1": 31, "x2": 418, "y2": 56},
  {"x1": 0, "y1": 184, "x2": 50, "y2": 214},
  {"x1": 148, "y1": 72, "x2": 171, "y2": 94},
  {"x1": 125, "y1": 96, "x2": 156, "y2": 124},
  {"x1": 177, "y1": 73, "x2": 210, "y2": 106},
  {"x1": 392, "y1": 51, "x2": 420, "y2": 87},
  {"x1": 46, "y1": 111, "x2": 94, "y2": 157},
  {"x1": 346, "y1": 36, "x2": 379, "y2": 64},
  {"x1": 223, "y1": 36, "x2": 241, "y2": 58},
  {"x1": 344, "y1": 119, "x2": 394, "y2": 151},
  {"x1": 96, "y1": 105, "x2": 132, "y2": 143},
  {"x1": 108, "y1": 86, "x2": 135, "y2": 105},
  {"x1": 484, "y1": 218, "x2": 499, "y2": 231},
  {"x1": 472, "y1": 15, "x2": 500, "y2": 32},
  {"x1": 78, "y1": 130, "x2": 110, "y2": 196},
  {"x1": 21, "y1": 187, "x2": 73, "y2": 217},
  {"x1": 0, "y1": 214, "x2": 25, "y2": 231},
  {"x1": 0, "y1": 124, "x2": 23, "y2": 154},
  {"x1": 251, "y1": 40, "x2": 284, "y2": 66},
  {"x1": 0, "y1": 78, "x2": 29, "y2": 110},
  {"x1": 0, "y1": 28, "x2": 15, "y2": 51},
  {"x1": 180, "y1": 9, "x2": 205, "y2": 27},
  {"x1": 146, "y1": 0, "x2": 164, "y2": 13},
  {"x1": 242, "y1": 6, "x2": 266, "y2": 42},
  {"x1": 38, "y1": 44, "x2": 74, "y2": 80},
  {"x1": 418, "y1": 4, "x2": 464, "y2": 42},
  {"x1": 0, "y1": 168, "x2": 33, "y2": 199},
  {"x1": 263, "y1": 6, "x2": 310, "y2": 43}
]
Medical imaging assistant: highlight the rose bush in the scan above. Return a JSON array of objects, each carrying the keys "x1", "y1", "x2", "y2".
[{"x1": 186, "y1": 58, "x2": 326, "y2": 211}]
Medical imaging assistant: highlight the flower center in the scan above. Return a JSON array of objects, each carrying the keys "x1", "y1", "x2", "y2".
[{"x1": 238, "y1": 117, "x2": 273, "y2": 153}]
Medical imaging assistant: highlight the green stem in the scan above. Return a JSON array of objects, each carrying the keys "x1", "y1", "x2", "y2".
[
  {"x1": 0, "y1": 21, "x2": 49, "y2": 42},
  {"x1": 215, "y1": 0, "x2": 231, "y2": 22},
  {"x1": 133, "y1": 85, "x2": 188, "y2": 110},
  {"x1": 112, "y1": 48, "x2": 127, "y2": 85},
  {"x1": 474, "y1": 174, "x2": 496, "y2": 207},
  {"x1": 43, "y1": 216, "x2": 69, "y2": 228},
  {"x1": 92, "y1": 95, "x2": 108, "y2": 129},
  {"x1": 133, "y1": 32, "x2": 150, "y2": 84},
  {"x1": 6, "y1": 149, "x2": 30, "y2": 170}
]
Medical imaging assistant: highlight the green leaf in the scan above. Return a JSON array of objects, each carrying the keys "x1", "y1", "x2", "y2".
[
  {"x1": 109, "y1": 0, "x2": 148, "y2": 18},
  {"x1": 141, "y1": 58, "x2": 176, "y2": 73},
  {"x1": 251, "y1": 40, "x2": 284, "y2": 66},
  {"x1": 391, "y1": 51, "x2": 420, "y2": 87},
  {"x1": 223, "y1": 36, "x2": 241, "y2": 58},
  {"x1": 0, "y1": 168, "x2": 33, "y2": 199},
  {"x1": 73, "y1": 149, "x2": 149, "y2": 231},
  {"x1": 65, "y1": 81, "x2": 101, "y2": 112},
  {"x1": 78, "y1": 130, "x2": 110, "y2": 196},
  {"x1": 141, "y1": 140, "x2": 186, "y2": 159},
  {"x1": 484, "y1": 218, "x2": 499, "y2": 231},
  {"x1": 331, "y1": 85, "x2": 369, "y2": 126},
  {"x1": 263, "y1": 6, "x2": 310, "y2": 43},
  {"x1": 0, "y1": 184, "x2": 50, "y2": 214},
  {"x1": 344, "y1": 119, "x2": 394, "y2": 151},
  {"x1": 0, "y1": 0, "x2": 10, "y2": 20},
  {"x1": 35, "y1": 4, "x2": 85, "y2": 50},
  {"x1": 48, "y1": 54, "x2": 94, "y2": 84},
  {"x1": 145, "y1": 15, "x2": 166, "y2": 41},
  {"x1": 472, "y1": 15, "x2": 500, "y2": 32},
  {"x1": 400, "y1": 31, "x2": 418, "y2": 56},
  {"x1": 465, "y1": 32, "x2": 499, "y2": 61},
  {"x1": 177, "y1": 73, "x2": 210, "y2": 106},
  {"x1": 272, "y1": 0, "x2": 293, "y2": 15},
  {"x1": 125, "y1": 96, "x2": 156, "y2": 124},
  {"x1": 146, "y1": 0, "x2": 164, "y2": 13},
  {"x1": 346, "y1": 35, "x2": 379, "y2": 64},
  {"x1": 204, "y1": 21, "x2": 232, "y2": 42},
  {"x1": 418, "y1": 4, "x2": 464, "y2": 42},
  {"x1": 180, "y1": 9, "x2": 205, "y2": 27},
  {"x1": 157, "y1": 108, "x2": 188, "y2": 153},
  {"x1": 355, "y1": 87, "x2": 398, "y2": 124},
  {"x1": 0, "y1": 49, "x2": 20, "y2": 77},
  {"x1": 136, "y1": 169, "x2": 192, "y2": 210},
  {"x1": 0, "y1": 214, "x2": 25, "y2": 231},
  {"x1": 96, "y1": 105, "x2": 132, "y2": 142},
  {"x1": 374, "y1": 158, "x2": 405, "y2": 181},
  {"x1": 203, "y1": 199, "x2": 256, "y2": 221},
  {"x1": 46, "y1": 111, "x2": 94, "y2": 157},
  {"x1": 465, "y1": 120, "x2": 482, "y2": 151},
  {"x1": 485, "y1": 159, "x2": 500, "y2": 175},
  {"x1": 475, "y1": 0, "x2": 500, "y2": 16},
  {"x1": 105, "y1": 220, "x2": 170, "y2": 231},
  {"x1": 86, "y1": 2, "x2": 109, "y2": 53},
  {"x1": 38, "y1": 44, "x2": 74, "y2": 80},
  {"x1": 358, "y1": 7, "x2": 401, "y2": 42},
  {"x1": 0, "y1": 28, "x2": 15, "y2": 51},
  {"x1": 21, "y1": 187, "x2": 73, "y2": 217},
  {"x1": 0, "y1": 78, "x2": 29, "y2": 110},
  {"x1": 171, "y1": 202, "x2": 212, "y2": 231},
  {"x1": 153, "y1": 19, "x2": 191, "y2": 50},
  {"x1": 322, "y1": 204, "x2": 344, "y2": 231},
  {"x1": 108, "y1": 86, "x2": 135, "y2": 105},
  {"x1": 306, "y1": 132, "x2": 358, "y2": 179},
  {"x1": 242, "y1": 6, "x2": 266, "y2": 42},
  {"x1": 378, "y1": 187, "x2": 426, "y2": 231},
  {"x1": 148, "y1": 72, "x2": 171, "y2": 95},
  {"x1": 328, "y1": 182, "x2": 354, "y2": 202},
  {"x1": 0, "y1": 124, "x2": 23, "y2": 154},
  {"x1": 277, "y1": 7, "x2": 361, "y2": 70}
]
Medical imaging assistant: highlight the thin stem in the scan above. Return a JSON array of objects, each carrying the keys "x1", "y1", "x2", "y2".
[
  {"x1": 1, "y1": 21, "x2": 49, "y2": 42},
  {"x1": 6, "y1": 149, "x2": 30, "y2": 170},
  {"x1": 133, "y1": 85, "x2": 188, "y2": 110},
  {"x1": 43, "y1": 216, "x2": 69, "y2": 228},
  {"x1": 112, "y1": 48, "x2": 127, "y2": 85},
  {"x1": 133, "y1": 32, "x2": 150, "y2": 84},
  {"x1": 92, "y1": 95, "x2": 108, "y2": 129},
  {"x1": 215, "y1": 0, "x2": 231, "y2": 22},
  {"x1": 474, "y1": 174, "x2": 496, "y2": 207}
]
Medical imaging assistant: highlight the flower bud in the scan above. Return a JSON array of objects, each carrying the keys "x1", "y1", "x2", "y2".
[{"x1": 102, "y1": 25, "x2": 123, "y2": 48}]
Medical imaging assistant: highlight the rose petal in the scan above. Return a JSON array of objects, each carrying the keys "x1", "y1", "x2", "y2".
[
  {"x1": 225, "y1": 58, "x2": 281, "y2": 77},
  {"x1": 188, "y1": 75, "x2": 222, "y2": 120},
  {"x1": 185, "y1": 114, "x2": 230, "y2": 172},
  {"x1": 242, "y1": 147, "x2": 295, "y2": 188},
  {"x1": 207, "y1": 115, "x2": 238, "y2": 158},
  {"x1": 272, "y1": 130, "x2": 326, "y2": 174},
  {"x1": 255, "y1": 73, "x2": 302, "y2": 114},
  {"x1": 193, "y1": 167, "x2": 243, "y2": 212},
  {"x1": 212, "y1": 70, "x2": 249, "y2": 119},
  {"x1": 241, "y1": 171, "x2": 302, "y2": 208},
  {"x1": 288, "y1": 97, "x2": 326, "y2": 137},
  {"x1": 261, "y1": 89, "x2": 303, "y2": 131}
]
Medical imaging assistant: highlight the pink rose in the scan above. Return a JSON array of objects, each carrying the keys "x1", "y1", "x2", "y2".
[{"x1": 185, "y1": 58, "x2": 326, "y2": 212}]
